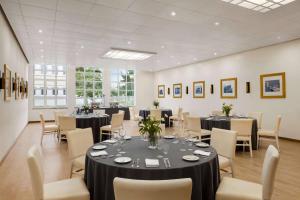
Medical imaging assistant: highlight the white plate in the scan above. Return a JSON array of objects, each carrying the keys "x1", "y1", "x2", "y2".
[
  {"x1": 114, "y1": 157, "x2": 132, "y2": 164},
  {"x1": 92, "y1": 145, "x2": 107, "y2": 150},
  {"x1": 187, "y1": 138, "x2": 200, "y2": 143},
  {"x1": 124, "y1": 135, "x2": 132, "y2": 140},
  {"x1": 182, "y1": 155, "x2": 199, "y2": 162},
  {"x1": 195, "y1": 142, "x2": 210, "y2": 148},
  {"x1": 163, "y1": 135, "x2": 175, "y2": 139}
]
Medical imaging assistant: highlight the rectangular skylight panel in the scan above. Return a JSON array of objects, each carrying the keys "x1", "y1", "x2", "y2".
[
  {"x1": 280, "y1": 0, "x2": 296, "y2": 5},
  {"x1": 103, "y1": 48, "x2": 156, "y2": 61},
  {"x1": 247, "y1": 0, "x2": 267, "y2": 5},
  {"x1": 263, "y1": 2, "x2": 274, "y2": 6},
  {"x1": 273, "y1": 0, "x2": 283, "y2": 2},
  {"x1": 269, "y1": 3, "x2": 281, "y2": 8},
  {"x1": 253, "y1": 6, "x2": 264, "y2": 10},
  {"x1": 260, "y1": 8, "x2": 271, "y2": 12},
  {"x1": 231, "y1": 0, "x2": 242, "y2": 4},
  {"x1": 239, "y1": 1, "x2": 257, "y2": 9},
  {"x1": 222, "y1": 0, "x2": 232, "y2": 2}
]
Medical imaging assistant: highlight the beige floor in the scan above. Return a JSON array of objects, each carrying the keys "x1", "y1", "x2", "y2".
[{"x1": 0, "y1": 121, "x2": 300, "y2": 200}]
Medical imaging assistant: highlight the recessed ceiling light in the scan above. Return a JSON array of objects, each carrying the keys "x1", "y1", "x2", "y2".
[
  {"x1": 39, "y1": 41, "x2": 44, "y2": 45},
  {"x1": 81, "y1": 45, "x2": 84, "y2": 49},
  {"x1": 221, "y1": 0, "x2": 294, "y2": 13},
  {"x1": 40, "y1": 49, "x2": 44, "y2": 52},
  {"x1": 103, "y1": 48, "x2": 156, "y2": 61},
  {"x1": 75, "y1": 52, "x2": 79, "y2": 55},
  {"x1": 193, "y1": 57, "x2": 197, "y2": 61},
  {"x1": 170, "y1": 56, "x2": 174, "y2": 58},
  {"x1": 38, "y1": 29, "x2": 43, "y2": 33},
  {"x1": 156, "y1": 60, "x2": 160, "y2": 63},
  {"x1": 177, "y1": 62, "x2": 181, "y2": 64},
  {"x1": 161, "y1": 45, "x2": 165, "y2": 48},
  {"x1": 214, "y1": 52, "x2": 218, "y2": 56},
  {"x1": 171, "y1": 11, "x2": 176, "y2": 16},
  {"x1": 214, "y1": 22, "x2": 220, "y2": 26},
  {"x1": 127, "y1": 41, "x2": 132, "y2": 45},
  {"x1": 41, "y1": 55, "x2": 44, "y2": 58},
  {"x1": 277, "y1": 36, "x2": 281, "y2": 39}
]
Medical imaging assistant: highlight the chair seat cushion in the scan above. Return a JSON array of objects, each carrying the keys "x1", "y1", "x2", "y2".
[
  {"x1": 216, "y1": 177, "x2": 262, "y2": 200},
  {"x1": 237, "y1": 136, "x2": 251, "y2": 141},
  {"x1": 258, "y1": 130, "x2": 275, "y2": 137},
  {"x1": 44, "y1": 178, "x2": 90, "y2": 200},
  {"x1": 100, "y1": 125, "x2": 112, "y2": 131},
  {"x1": 169, "y1": 116, "x2": 178, "y2": 120},
  {"x1": 73, "y1": 155, "x2": 85, "y2": 170},
  {"x1": 201, "y1": 129, "x2": 211, "y2": 136},
  {"x1": 218, "y1": 155, "x2": 231, "y2": 169},
  {"x1": 44, "y1": 124, "x2": 58, "y2": 132}
]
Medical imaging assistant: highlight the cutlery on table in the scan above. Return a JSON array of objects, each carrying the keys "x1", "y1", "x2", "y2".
[
  {"x1": 166, "y1": 158, "x2": 171, "y2": 168},
  {"x1": 136, "y1": 158, "x2": 140, "y2": 168},
  {"x1": 131, "y1": 159, "x2": 136, "y2": 168}
]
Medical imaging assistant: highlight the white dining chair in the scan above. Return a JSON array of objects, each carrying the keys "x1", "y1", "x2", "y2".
[
  {"x1": 27, "y1": 146, "x2": 90, "y2": 200},
  {"x1": 58, "y1": 116, "x2": 77, "y2": 142},
  {"x1": 53, "y1": 111, "x2": 65, "y2": 126},
  {"x1": 66, "y1": 128, "x2": 93, "y2": 178},
  {"x1": 185, "y1": 116, "x2": 211, "y2": 141},
  {"x1": 231, "y1": 119, "x2": 254, "y2": 157},
  {"x1": 182, "y1": 112, "x2": 190, "y2": 132},
  {"x1": 129, "y1": 107, "x2": 143, "y2": 121},
  {"x1": 216, "y1": 145, "x2": 280, "y2": 200},
  {"x1": 113, "y1": 177, "x2": 192, "y2": 200},
  {"x1": 100, "y1": 112, "x2": 124, "y2": 141},
  {"x1": 169, "y1": 107, "x2": 183, "y2": 128},
  {"x1": 248, "y1": 112, "x2": 263, "y2": 130},
  {"x1": 258, "y1": 115, "x2": 282, "y2": 151},
  {"x1": 211, "y1": 128, "x2": 237, "y2": 177},
  {"x1": 211, "y1": 110, "x2": 223, "y2": 116},
  {"x1": 39, "y1": 113, "x2": 59, "y2": 145}
]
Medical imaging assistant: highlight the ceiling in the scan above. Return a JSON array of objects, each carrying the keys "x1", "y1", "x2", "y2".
[{"x1": 1, "y1": 0, "x2": 300, "y2": 71}]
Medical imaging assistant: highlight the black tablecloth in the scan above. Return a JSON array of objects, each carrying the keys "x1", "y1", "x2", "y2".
[
  {"x1": 201, "y1": 116, "x2": 258, "y2": 149},
  {"x1": 76, "y1": 114, "x2": 110, "y2": 143},
  {"x1": 139, "y1": 109, "x2": 173, "y2": 127},
  {"x1": 84, "y1": 137, "x2": 220, "y2": 200},
  {"x1": 82, "y1": 107, "x2": 131, "y2": 120}
]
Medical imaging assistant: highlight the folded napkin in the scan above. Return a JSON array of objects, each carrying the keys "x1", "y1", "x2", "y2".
[
  {"x1": 145, "y1": 159, "x2": 159, "y2": 168},
  {"x1": 102, "y1": 139, "x2": 117, "y2": 144},
  {"x1": 194, "y1": 150, "x2": 211, "y2": 156},
  {"x1": 206, "y1": 117, "x2": 213, "y2": 120},
  {"x1": 90, "y1": 151, "x2": 108, "y2": 157}
]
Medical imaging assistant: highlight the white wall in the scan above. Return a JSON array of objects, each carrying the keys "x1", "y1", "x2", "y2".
[
  {"x1": 154, "y1": 39, "x2": 300, "y2": 140},
  {"x1": 0, "y1": 11, "x2": 29, "y2": 161},
  {"x1": 28, "y1": 63, "x2": 154, "y2": 121}
]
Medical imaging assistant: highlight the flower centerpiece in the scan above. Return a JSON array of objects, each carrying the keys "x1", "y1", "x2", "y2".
[
  {"x1": 82, "y1": 104, "x2": 90, "y2": 114},
  {"x1": 139, "y1": 117, "x2": 162, "y2": 149},
  {"x1": 153, "y1": 100, "x2": 159, "y2": 109},
  {"x1": 222, "y1": 103, "x2": 233, "y2": 117}
]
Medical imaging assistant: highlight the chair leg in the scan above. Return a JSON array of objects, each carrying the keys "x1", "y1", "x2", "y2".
[
  {"x1": 41, "y1": 134, "x2": 44, "y2": 146},
  {"x1": 100, "y1": 129, "x2": 103, "y2": 142},
  {"x1": 230, "y1": 161, "x2": 235, "y2": 177},
  {"x1": 275, "y1": 135, "x2": 280, "y2": 152},
  {"x1": 249, "y1": 140, "x2": 253, "y2": 158},
  {"x1": 243, "y1": 141, "x2": 245, "y2": 152},
  {"x1": 257, "y1": 135, "x2": 259, "y2": 149},
  {"x1": 70, "y1": 162, "x2": 73, "y2": 178}
]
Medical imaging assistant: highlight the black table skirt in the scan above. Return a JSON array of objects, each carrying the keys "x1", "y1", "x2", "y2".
[
  {"x1": 139, "y1": 109, "x2": 173, "y2": 127},
  {"x1": 76, "y1": 116, "x2": 110, "y2": 143},
  {"x1": 201, "y1": 117, "x2": 258, "y2": 150},
  {"x1": 84, "y1": 138, "x2": 220, "y2": 200},
  {"x1": 82, "y1": 107, "x2": 131, "y2": 120}
]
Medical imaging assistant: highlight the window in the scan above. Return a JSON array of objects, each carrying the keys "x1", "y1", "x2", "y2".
[
  {"x1": 76, "y1": 67, "x2": 103, "y2": 106},
  {"x1": 110, "y1": 69, "x2": 135, "y2": 106},
  {"x1": 33, "y1": 64, "x2": 67, "y2": 107}
]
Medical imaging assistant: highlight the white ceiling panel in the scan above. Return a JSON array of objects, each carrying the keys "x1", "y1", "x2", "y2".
[{"x1": 1, "y1": 0, "x2": 300, "y2": 71}]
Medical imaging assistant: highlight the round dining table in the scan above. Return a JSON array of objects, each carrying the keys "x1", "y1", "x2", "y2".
[
  {"x1": 139, "y1": 109, "x2": 173, "y2": 127},
  {"x1": 75, "y1": 114, "x2": 110, "y2": 143},
  {"x1": 84, "y1": 137, "x2": 220, "y2": 200}
]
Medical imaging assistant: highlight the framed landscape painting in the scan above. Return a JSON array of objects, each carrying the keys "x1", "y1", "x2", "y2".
[
  {"x1": 4, "y1": 64, "x2": 12, "y2": 101},
  {"x1": 220, "y1": 78, "x2": 237, "y2": 99},
  {"x1": 193, "y1": 81, "x2": 205, "y2": 98},
  {"x1": 158, "y1": 85, "x2": 165, "y2": 98},
  {"x1": 173, "y1": 83, "x2": 182, "y2": 98},
  {"x1": 260, "y1": 72, "x2": 286, "y2": 98}
]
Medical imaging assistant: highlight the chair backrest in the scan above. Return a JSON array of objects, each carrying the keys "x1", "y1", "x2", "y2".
[
  {"x1": 186, "y1": 116, "x2": 201, "y2": 132},
  {"x1": 230, "y1": 119, "x2": 253, "y2": 136},
  {"x1": 113, "y1": 177, "x2": 192, "y2": 200},
  {"x1": 67, "y1": 128, "x2": 93, "y2": 160},
  {"x1": 261, "y1": 145, "x2": 280, "y2": 200},
  {"x1": 182, "y1": 112, "x2": 190, "y2": 129},
  {"x1": 150, "y1": 109, "x2": 161, "y2": 121},
  {"x1": 248, "y1": 112, "x2": 263, "y2": 129},
  {"x1": 111, "y1": 113, "x2": 124, "y2": 129},
  {"x1": 59, "y1": 116, "x2": 76, "y2": 132},
  {"x1": 27, "y1": 146, "x2": 44, "y2": 200},
  {"x1": 54, "y1": 111, "x2": 65, "y2": 126},
  {"x1": 275, "y1": 115, "x2": 282, "y2": 133},
  {"x1": 212, "y1": 110, "x2": 223, "y2": 116},
  {"x1": 177, "y1": 107, "x2": 183, "y2": 118},
  {"x1": 39, "y1": 113, "x2": 45, "y2": 131},
  {"x1": 211, "y1": 128, "x2": 237, "y2": 159}
]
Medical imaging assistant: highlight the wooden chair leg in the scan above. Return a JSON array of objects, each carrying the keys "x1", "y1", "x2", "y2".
[
  {"x1": 257, "y1": 135, "x2": 259, "y2": 149},
  {"x1": 275, "y1": 135, "x2": 280, "y2": 152},
  {"x1": 70, "y1": 162, "x2": 73, "y2": 178},
  {"x1": 230, "y1": 161, "x2": 235, "y2": 177},
  {"x1": 249, "y1": 139, "x2": 253, "y2": 158},
  {"x1": 41, "y1": 134, "x2": 44, "y2": 146}
]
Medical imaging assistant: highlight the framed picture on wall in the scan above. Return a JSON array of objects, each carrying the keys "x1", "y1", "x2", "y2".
[
  {"x1": 193, "y1": 81, "x2": 205, "y2": 98},
  {"x1": 260, "y1": 72, "x2": 286, "y2": 98},
  {"x1": 173, "y1": 83, "x2": 182, "y2": 98},
  {"x1": 15, "y1": 73, "x2": 20, "y2": 99},
  {"x1": 20, "y1": 77, "x2": 25, "y2": 99},
  {"x1": 220, "y1": 77, "x2": 237, "y2": 99},
  {"x1": 25, "y1": 81, "x2": 28, "y2": 98},
  {"x1": 4, "y1": 64, "x2": 12, "y2": 101},
  {"x1": 158, "y1": 85, "x2": 165, "y2": 98}
]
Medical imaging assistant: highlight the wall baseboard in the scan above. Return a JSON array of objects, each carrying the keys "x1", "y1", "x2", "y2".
[
  {"x1": 279, "y1": 136, "x2": 300, "y2": 143},
  {"x1": 0, "y1": 123, "x2": 28, "y2": 166},
  {"x1": 29, "y1": 120, "x2": 55, "y2": 123}
]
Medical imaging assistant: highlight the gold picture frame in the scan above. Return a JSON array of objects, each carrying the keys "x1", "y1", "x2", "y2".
[
  {"x1": 20, "y1": 77, "x2": 25, "y2": 99},
  {"x1": 158, "y1": 85, "x2": 165, "y2": 98},
  {"x1": 25, "y1": 81, "x2": 28, "y2": 98},
  {"x1": 260, "y1": 72, "x2": 286, "y2": 99},
  {"x1": 173, "y1": 83, "x2": 182, "y2": 98},
  {"x1": 193, "y1": 81, "x2": 205, "y2": 98},
  {"x1": 220, "y1": 77, "x2": 237, "y2": 99},
  {"x1": 4, "y1": 64, "x2": 12, "y2": 101}
]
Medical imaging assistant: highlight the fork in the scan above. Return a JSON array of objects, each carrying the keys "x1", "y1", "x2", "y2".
[
  {"x1": 131, "y1": 159, "x2": 136, "y2": 168},
  {"x1": 136, "y1": 158, "x2": 140, "y2": 168}
]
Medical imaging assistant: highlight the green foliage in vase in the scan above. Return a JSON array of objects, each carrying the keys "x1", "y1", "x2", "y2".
[
  {"x1": 222, "y1": 103, "x2": 233, "y2": 116},
  {"x1": 153, "y1": 100, "x2": 159, "y2": 108},
  {"x1": 139, "y1": 117, "x2": 162, "y2": 138}
]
